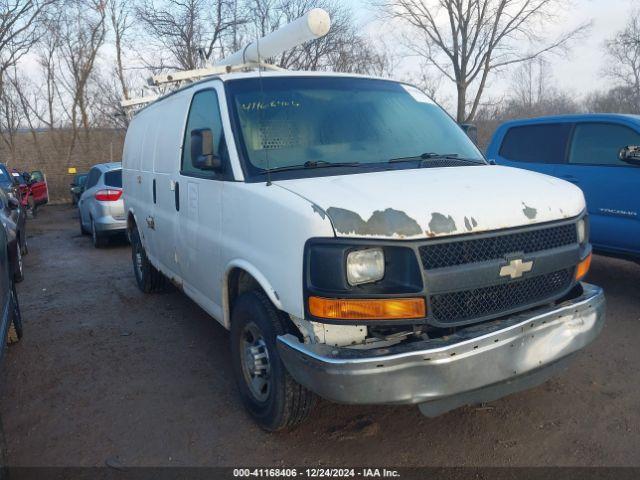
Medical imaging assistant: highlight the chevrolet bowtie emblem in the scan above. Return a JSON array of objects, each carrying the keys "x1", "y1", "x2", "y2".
[{"x1": 500, "y1": 259, "x2": 534, "y2": 279}]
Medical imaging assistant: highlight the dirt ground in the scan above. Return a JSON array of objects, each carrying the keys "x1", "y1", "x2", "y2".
[{"x1": 0, "y1": 205, "x2": 639, "y2": 467}]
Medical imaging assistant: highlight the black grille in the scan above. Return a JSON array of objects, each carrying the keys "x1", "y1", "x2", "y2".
[
  {"x1": 430, "y1": 269, "x2": 573, "y2": 324},
  {"x1": 420, "y1": 223, "x2": 577, "y2": 270}
]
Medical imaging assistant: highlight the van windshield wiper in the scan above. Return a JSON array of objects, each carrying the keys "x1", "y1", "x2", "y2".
[
  {"x1": 388, "y1": 153, "x2": 485, "y2": 165},
  {"x1": 264, "y1": 160, "x2": 361, "y2": 173}
]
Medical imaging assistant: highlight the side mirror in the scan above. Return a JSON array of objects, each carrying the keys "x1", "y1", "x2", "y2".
[
  {"x1": 7, "y1": 193, "x2": 20, "y2": 210},
  {"x1": 190, "y1": 128, "x2": 222, "y2": 171},
  {"x1": 460, "y1": 123, "x2": 478, "y2": 144},
  {"x1": 619, "y1": 145, "x2": 640, "y2": 166}
]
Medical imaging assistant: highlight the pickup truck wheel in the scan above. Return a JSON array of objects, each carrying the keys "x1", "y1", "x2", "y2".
[
  {"x1": 231, "y1": 291, "x2": 316, "y2": 431},
  {"x1": 7, "y1": 283, "x2": 23, "y2": 344},
  {"x1": 131, "y1": 227, "x2": 165, "y2": 293}
]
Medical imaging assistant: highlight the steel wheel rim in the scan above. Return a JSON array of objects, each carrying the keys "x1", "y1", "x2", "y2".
[{"x1": 240, "y1": 322, "x2": 271, "y2": 402}]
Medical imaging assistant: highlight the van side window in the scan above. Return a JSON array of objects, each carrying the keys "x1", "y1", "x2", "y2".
[
  {"x1": 181, "y1": 89, "x2": 228, "y2": 177},
  {"x1": 499, "y1": 124, "x2": 572, "y2": 164},
  {"x1": 569, "y1": 123, "x2": 640, "y2": 167}
]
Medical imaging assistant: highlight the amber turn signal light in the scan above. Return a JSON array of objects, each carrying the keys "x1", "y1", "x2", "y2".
[
  {"x1": 575, "y1": 253, "x2": 592, "y2": 281},
  {"x1": 308, "y1": 297, "x2": 426, "y2": 321}
]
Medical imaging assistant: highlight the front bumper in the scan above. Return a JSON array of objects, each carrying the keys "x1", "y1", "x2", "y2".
[{"x1": 278, "y1": 283, "x2": 605, "y2": 415}]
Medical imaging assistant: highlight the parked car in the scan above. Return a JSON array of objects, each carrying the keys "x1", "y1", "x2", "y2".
[
  {"x1": 123, "y1": 70, "x2": 604, "y2": 431},
  {"x1": 70, "y1": 173, "x2": 88, "y2": 205},
  {"x1": 0, "y1": 164, "x2": 23, "y2": 201},
  {"x1": 7, "y1": 169, "x2": 49, "y2": 217},
  {"x1": 79, "y1": 163, "x2": 125, "y2": 247},
  {"x1": 0, "y1": 188, "x2": 25, "y2": 282},
  {"x1": 0, "y1": 166, "x2": 28, "y2": 260},
  {"x1": 28, "y1": 170, "x2": 49, "y2": 207},
  {"x1": 0, "y1": 219, "x2": 22, "y2": 352},
  {"x1": 10, "y1": 170, "x2": 29, "y2": 206},
  {"x1": 487, "y1": 114, "x2": 640, "y2": 261}
]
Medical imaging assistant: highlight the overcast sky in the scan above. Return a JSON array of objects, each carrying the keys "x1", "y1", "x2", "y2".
[{"x1": 352, "y1": 0, "x2": 638, "y2": 104}]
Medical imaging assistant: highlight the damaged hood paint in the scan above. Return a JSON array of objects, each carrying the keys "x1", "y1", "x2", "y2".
[{"x1": 274, "y1": 166, "x2": 585, "y2": 239}]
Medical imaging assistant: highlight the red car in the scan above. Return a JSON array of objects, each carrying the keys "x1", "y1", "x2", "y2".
[{"x1": 11, "y1": 170, "x2": 48, "y2": 217}]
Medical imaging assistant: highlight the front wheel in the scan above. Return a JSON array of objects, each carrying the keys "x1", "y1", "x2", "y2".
[
  {"x1": 131, "y1": 227, "x2": 165, "y2": 293},
  {"x1": 230, "y1": 291, "x2": 316, "y2": 431}
]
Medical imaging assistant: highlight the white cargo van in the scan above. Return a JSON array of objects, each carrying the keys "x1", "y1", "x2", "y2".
[{"x1": 122, "y1": 67, "x2": 605, "y2": 430}]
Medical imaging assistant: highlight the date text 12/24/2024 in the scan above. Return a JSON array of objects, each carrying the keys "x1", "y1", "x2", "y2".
[{"x1": 233, "y1": 469, "x2": 401, "y2": 478}]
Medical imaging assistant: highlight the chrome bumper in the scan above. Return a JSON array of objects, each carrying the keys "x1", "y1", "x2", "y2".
[{"x1": 277, "y1": 283, "x2": 605, "y2": 415}]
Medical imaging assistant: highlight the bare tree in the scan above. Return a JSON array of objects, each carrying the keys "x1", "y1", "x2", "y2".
[
  {"x1": 136, "y1": 0, "x2": 246, "y2": 70},
  {"x1": 605, "y1": 9, "x2": 640, "y2": 111},
  {"x1": 377, "y1": 0, "x2": 588, "y2": 122},
  {"x1": 0, "y1": 0, "x2": 55, "y2": 161},
  {"x1": 0, "y1": 0, "x2": 56, "y2": 81},
  {"x1": 51, "y1": 0, "x2": 107, "y2": 162},
  {"x1": 511, "y1": 57, "x2": 550, "y2": 108},
  {"x1": 249, "y1": 0, "x2": 385, "y2": 73},
  {"x1": 0, "y1": 70, "x2": 24, "y2": 163},
  {"x1": 107, "y1": 0, "x2": 134, "y2": 101},
  {"x1": 585, "y1": 87, "x2": 639, "y2": 115}
]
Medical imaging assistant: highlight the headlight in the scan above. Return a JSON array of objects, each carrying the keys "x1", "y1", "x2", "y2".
[
  {"x1": 346, "y1": 248, "x2": 385, "y2": 286},
  {"x1": 577, "y1": 219, "x2": 587, "y2": 244}
]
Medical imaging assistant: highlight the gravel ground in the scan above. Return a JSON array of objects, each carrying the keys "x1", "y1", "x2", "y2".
[{"x1": 0, "y1": 205, "x2": 639, "y2": 467}]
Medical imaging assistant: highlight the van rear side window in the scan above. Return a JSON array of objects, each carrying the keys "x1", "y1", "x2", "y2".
[
  {"x1": 499, "y1": 124, "x2": 572, "y2": 164},
  {"x1": 104, "y1": 170, "x2": 122, "y2": 188}
]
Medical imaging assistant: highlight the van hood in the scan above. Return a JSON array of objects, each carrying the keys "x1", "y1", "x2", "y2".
[{"x1": 274, "y1": 165, "x2": 585, "y2": 239}]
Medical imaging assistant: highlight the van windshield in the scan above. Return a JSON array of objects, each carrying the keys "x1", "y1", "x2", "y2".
[{"x1": 226, "y1": 76, "x2": 484, "y2": 180}]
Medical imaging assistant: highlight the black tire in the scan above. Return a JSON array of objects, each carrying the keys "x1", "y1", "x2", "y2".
[
  {"x1": 12, "y1": 245, "x2": 23, "y2": 283},
  {"x1": 7, "y1": 282, "x2": 22, "y2": 344},
  {"x1": 230, "y1": 290, "x2": 316, "y2": 432},
  {"x1": 91, "y1": 218, "x2": 108, "y2": 248},
  {"x1": 79, "y1": 213, "x2": 88, "y2": 235},
  {"x1": 131, "y1": 227, "x2": 165, "y2": 293},
  {"x1": 20, "y1": 234, "x2": 28, "y2": 256}
]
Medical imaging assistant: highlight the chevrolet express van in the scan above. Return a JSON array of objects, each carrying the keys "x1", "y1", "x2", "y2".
[{"x1": 123, "y1": 71, "x2": 605, "y2": 431}]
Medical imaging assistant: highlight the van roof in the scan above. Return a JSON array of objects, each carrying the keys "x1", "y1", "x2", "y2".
[{"x1": 133, "y1": 70, "x2": 402, "y2": 114}]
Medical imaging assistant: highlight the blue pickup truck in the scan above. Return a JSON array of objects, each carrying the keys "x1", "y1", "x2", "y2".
[{"x1": 487, "y1": 114, "x2": 640, "y2": 261}]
